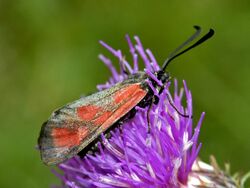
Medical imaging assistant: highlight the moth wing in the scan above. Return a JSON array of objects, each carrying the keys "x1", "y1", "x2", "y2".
[{"x1": 38, "y1": 81, "x2": 147, "y2": 165}]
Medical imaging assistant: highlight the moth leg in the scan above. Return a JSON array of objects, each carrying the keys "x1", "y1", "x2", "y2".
[
  {"x1": 166, "y1": 92, "x2": 193, "y2": 118},
  {"x1": 116, "y1": 120, "x2": 123, "y2": 135},
  {"x1": 126, "y1": 108, "x2": 137, "y2": 119},
  {"x1": 120, "y1": 57, "x2": 129, "y2": 76},
  {"x1": 146, "y1": 99, "x2": 155, "y2": 134},
  {"x1": 123, "y1": 70, "x2": 129, "y2": 75},
  {"x1": 78, "y1": 136, "x2": 101, "y2": 157}
]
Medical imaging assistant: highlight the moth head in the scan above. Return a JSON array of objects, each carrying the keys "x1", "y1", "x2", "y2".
[{"x1": 156, "y1": 70, "x2": 170, "y2": 85}]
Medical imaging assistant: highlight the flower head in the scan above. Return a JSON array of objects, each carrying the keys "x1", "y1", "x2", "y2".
[{"x1": 55, "y1": 35, "x2": 204, "y2": 188}]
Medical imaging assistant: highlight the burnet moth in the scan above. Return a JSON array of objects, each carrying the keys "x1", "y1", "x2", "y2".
[{"x1": 38, "y1": 26, "x2": 214, "y2": 165}]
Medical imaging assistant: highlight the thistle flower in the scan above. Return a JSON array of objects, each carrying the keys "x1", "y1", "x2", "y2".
[{"x1": 54, "y1": 36, "x2": 241, "y2": 188}]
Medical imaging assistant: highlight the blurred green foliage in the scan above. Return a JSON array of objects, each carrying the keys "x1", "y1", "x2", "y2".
[{"x1": 1, "y1": 0, "x2": 250, "y2": 187}]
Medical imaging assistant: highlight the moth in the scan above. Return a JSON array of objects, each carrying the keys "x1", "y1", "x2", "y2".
[{"x1": 38, "y1": 26, "x2": 214, "y2": 165}]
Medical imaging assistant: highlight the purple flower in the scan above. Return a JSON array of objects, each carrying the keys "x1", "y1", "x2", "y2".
[{"x1": 53, "y1": 36, "x2": 232, "y2": 188}]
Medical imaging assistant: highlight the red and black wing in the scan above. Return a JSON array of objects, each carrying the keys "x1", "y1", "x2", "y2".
[{"x1": 38, "y1": 75, "x2": 148, "y2": 165}]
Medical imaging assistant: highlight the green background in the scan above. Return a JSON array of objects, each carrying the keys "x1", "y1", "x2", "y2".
[{"x1": 1, "y1": 1, "x2": 249, "y2": 187}]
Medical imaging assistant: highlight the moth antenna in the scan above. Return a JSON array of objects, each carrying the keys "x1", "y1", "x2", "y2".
[
  {"x1": 161, "y1": 26, "x2": 201, "y2": 70},
  {"x1": 162, "y1": 26, "x2": 214, "y2": 71}
]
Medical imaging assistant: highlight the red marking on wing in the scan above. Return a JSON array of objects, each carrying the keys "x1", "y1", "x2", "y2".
[
  {"x1": 102, "y1": 85, "x2": 147, "y2": 129},
  {"x1": 77, "y1": 126, "x2": 89, "y2": 143},
  {"x1": 76, "y1": 84, "x2": 146, "y2": 133},
  {"x1": 77, "y1": 104, "x2": 112, "y2": 126},
  {"x1": 114, "y1": 84, "x2": 142, "y2": 103},
  {"x1": 93, "y1": 111, "x2": 112, "y2": 125},
  {"x1": 77, "y1": 105, "x2": 101, "y2": 121},
  {"x1": 52, "y1": 126, "x2": 89, "y2": 148}
]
